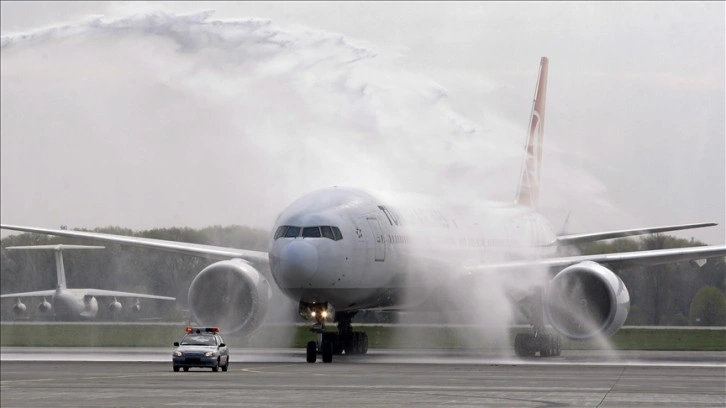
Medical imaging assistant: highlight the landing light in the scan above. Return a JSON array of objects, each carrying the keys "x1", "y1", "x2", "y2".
[
  {"x1": 311, "y1": 311, "x2": 316, "y2": 318},
  {"x1": 321, "y1": 310, "x2": 329, "y2": 318}
]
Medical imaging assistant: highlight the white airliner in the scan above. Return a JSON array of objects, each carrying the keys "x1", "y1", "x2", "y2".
[
  {"x1": 2, "y1": 57, "x2": 724, "y2": 362},
  {"x1": 0, "y1": 244, "x2": 175, "y2": 320}
]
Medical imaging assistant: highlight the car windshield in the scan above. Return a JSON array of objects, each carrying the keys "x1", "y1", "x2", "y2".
[{"x1": 180, "y1": 335, "x2": 217, "y2": 346}]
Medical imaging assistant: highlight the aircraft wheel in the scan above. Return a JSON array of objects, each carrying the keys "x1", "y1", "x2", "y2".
[
  {"x1": 514, "y1": 333, "x2": 535, "y2": 357},
  {"x1": 361, "y1": 333, "x2": 369, "y2": 354},
  {"x1": 539, "y1": 334, "x2": 561, "y2": 357},
  {"x1": 554, "y1": 336, "x2": 562, "y2": 356},
  {"x1": 352, "y1": 332, "x2": 362, "y2": 354},
  {"x1": 183, "y1": 367, "x2": 189, "y2": 372},
  {"x1": 321, "y1": 341, "x2": 333, "y2": 363},
  {"x1": 306, "y1": 341, "x2": 317, "y2": 363},
  {"x1": 173, "y1": 366, "x2": 180, "y2": 372}
]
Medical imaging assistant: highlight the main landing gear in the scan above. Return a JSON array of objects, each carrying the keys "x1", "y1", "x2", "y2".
[
  {"x1": 513, "y1": 331, "x2": 561, "y2": 357},
  {"x1": 513, "y1": 286, "x2": 562, "y2": 358},
  {"x1": 302, "y1": 304, "x2": 368, "y2": 363}
]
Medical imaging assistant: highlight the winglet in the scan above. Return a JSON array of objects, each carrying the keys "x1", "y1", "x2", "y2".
[{"x1": 515, "y1": 56, "x2": 549, "y2": 208}]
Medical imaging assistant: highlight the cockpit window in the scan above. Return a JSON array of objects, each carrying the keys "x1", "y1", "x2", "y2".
[
  {"x1": 320, "y1": 226, "x2": 334, "y2": 240},
  {"x1": 302, "y1": 227, "x2": 321, "y2": 238},
  {"x1": 332, "y1": 227, "x2": 343, "y2": 241},
  {"x1": 274, "y1": 226, "x2": 288, "y2": 239},
  {"x1": 275, "y1": 225, "x2": 342, "y2": 241},
  {"x1": 284, "y1": 226, "x2": 301, "y2": 238}
]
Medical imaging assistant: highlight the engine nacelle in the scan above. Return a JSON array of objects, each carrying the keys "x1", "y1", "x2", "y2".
[
  {"x1": 108, "y1": 299, "x2": 122, "y2": 313},
  {"x1": 131, "y1": 299, "x2": 141, "y2": 313},
  {"x1": 12, "y1": 299, "x2": 27, "y2": 315},
  {"x1": 188, "y1": 259, "x2": 271, "y2": 335},
  {"x1": 38, "y1": 298, "x2": 52, "y2": 313},
  {"x1": 82, "y1": 295, "x2": 99, "y2": 318},
  {"x1": 545, "y1": 261, "x2": 630, "y2": 340}
]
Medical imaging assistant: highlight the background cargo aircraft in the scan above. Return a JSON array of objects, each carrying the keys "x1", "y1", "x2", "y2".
[
  {"x1": 0, "y1": 244, "x2": 176, "y2": 320},
  {"x1": 2, "y1": 58, "x2": 724, "y2": 362}
]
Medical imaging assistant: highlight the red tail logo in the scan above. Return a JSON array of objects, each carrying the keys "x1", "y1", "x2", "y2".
[{"x1": 515, "y1": 57, "x2": 549, "y2": 208}]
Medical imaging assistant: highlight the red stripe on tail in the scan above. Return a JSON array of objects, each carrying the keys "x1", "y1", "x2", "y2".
[{"x1": 515, "y1": 57, "x2": 549, "y2": 208}]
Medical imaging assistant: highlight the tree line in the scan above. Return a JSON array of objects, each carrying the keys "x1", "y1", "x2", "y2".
[
  {"x1": 576, "y1": 235, "x2": 725, "y2": 326},
  {"x1": 1, "y1": 226, "x2": 724, "y2": 325}
]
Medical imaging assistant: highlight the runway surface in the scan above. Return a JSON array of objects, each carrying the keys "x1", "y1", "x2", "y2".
[{"x1": 2, "y1": 348, "x2": 725, "y2": 407}]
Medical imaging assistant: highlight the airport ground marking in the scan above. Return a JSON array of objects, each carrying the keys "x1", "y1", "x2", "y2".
[
  {"x1": 595, "y1": 366, "x2": 626, "y2": 408},
  {"x1": 240, "y1": 364, "x2": 296, "y2": 374}
]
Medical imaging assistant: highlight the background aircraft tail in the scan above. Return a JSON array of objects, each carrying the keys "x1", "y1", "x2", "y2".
[
  {"x1": 515, "y1": 56, "x2": 549, "y2": 208},
  {"x1": 5, "y1": 245, "x2": 105, "y2": 290}
]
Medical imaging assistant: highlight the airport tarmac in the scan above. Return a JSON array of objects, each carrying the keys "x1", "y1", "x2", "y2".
[{"x1": 2, "y1": 348, "x2": 725, "y2": 407}]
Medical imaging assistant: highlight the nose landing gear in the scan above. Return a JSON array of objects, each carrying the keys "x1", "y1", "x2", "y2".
[{"x1": 301, "y1": 302, "x2": 368, "y2": 363}]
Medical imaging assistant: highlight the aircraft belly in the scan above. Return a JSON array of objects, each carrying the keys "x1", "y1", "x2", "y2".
[{"x1": 290, "y1": 286, "x2": 405, "y2": 311}]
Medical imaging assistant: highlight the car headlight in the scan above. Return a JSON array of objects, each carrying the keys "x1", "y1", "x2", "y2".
[
  {"x1": 204, "y1": 351, "x2": 217, "y2": 357},
  {"x1": 173, "y1": 351, "x2": 183, "y2": 357}
]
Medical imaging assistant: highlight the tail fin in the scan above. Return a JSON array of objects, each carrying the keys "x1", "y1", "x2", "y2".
[
  {"x1": 515, "y1": 56, "x2": 549, "y2": 208},
  {"x1": 5, "y1": 245, "x2": 105, "y2": 290}
]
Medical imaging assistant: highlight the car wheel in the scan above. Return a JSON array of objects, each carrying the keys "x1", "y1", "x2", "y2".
[
  {"x1": 222, "y1": 361, "x2": 228, "y2": 372},
  {"x1": 212, "y1": 360, "x2": 219, "y2": 372},
  {"x1": 173, "y1": 366, "x2": 179, "y2": 372}
]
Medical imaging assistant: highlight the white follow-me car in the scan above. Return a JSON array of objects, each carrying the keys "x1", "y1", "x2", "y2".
[{"x1": 172, "y1": 327, "x2": 230, "y2": 372}]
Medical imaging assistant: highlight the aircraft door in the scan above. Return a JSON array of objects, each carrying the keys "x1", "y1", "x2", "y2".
[{"x1": 366, "y1": 218, "x2": 386, "y2": 262}]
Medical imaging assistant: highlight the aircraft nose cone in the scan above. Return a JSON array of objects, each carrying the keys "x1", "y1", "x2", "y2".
[{"x1": 277, "y1": 240, "x2": 319, "y2": 288}]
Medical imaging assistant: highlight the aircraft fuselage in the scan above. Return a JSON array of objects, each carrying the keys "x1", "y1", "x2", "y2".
[
  {"x1": 49, "y1": 289, "x2": 99, "y2": 320},
  {"x1": 268, "y1": 186, "x2": 557, "y2": 312}
]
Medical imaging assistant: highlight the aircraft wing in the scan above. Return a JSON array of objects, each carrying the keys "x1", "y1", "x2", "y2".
[
  {"x1": 1, "y1": 224, "x2": 268, "y2": 266},
  {"x1": 556, "y1": 222, "x2": 717, "y2": 245},
  {"x1": 465, "y1": 245, "x2": 726, "y2": 273},
  {"x1": 0, "y1": 290, "x2": 56, "y2": 298},
  {"x1": 69, "y1": 289, "x2": 175, "y2": 300}
]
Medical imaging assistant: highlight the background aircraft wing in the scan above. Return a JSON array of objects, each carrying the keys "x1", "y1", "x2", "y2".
[
  {"x1": 70, "y1": 289, "x2": 175, "y2": 300},
  {"x1": 555, "y1": 222, "x2": 717, "y2": 245},
  {"x1": 465, "y1": 245, "x2": 726, "y2": 273},
  {"x1": 1, "y1": 224, "x2": 268, "y2": 265},
  {"x1": 0, "y1": 290, "x2": 56, "y2": 298}
]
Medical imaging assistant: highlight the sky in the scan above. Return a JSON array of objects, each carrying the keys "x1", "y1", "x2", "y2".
[{"x1": 1, "y1": 1, "x2": 724, "y2": 245}]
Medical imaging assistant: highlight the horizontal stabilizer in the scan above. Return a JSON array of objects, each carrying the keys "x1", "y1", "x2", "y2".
[{"x1": 556, "y1": 222, "x2": 717, "y2": 245}]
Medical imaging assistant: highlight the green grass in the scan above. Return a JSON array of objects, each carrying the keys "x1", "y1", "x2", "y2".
[{"x1": 1, "y1": 323, "x2": 724, "y2": 350}]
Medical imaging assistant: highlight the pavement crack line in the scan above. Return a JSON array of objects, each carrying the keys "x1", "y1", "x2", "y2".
[{"x1": 596, "y1": 366, "x2": 626, "y2": 408}]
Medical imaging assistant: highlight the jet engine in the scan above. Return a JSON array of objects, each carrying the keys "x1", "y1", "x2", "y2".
[
  {"x1": 108, "y1": 298, "x2": 122, "y2": 313},
  {"x1": 545, "y1": 261, "x2": 630, "y2": 340},
  {"x1": 188, "y1": 259, "x2": 271, "y2": 335},
  {"x1": 81, "y1": 295, "x2": 99, "y2": 319},
  {"x1": 12, "y1": 299, "x2": 27, "y2": 315},
  {"x1": 131, "y1": 299, "x2": 141, "y2": 313},
  {"x1": 38, "y1": 298, "x2": 52, "y2": 313}
]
